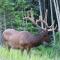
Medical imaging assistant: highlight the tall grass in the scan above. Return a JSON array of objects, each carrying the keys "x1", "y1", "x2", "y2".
[{"x1": 0, "y1": 32, "x2": 60, "y2": 60}]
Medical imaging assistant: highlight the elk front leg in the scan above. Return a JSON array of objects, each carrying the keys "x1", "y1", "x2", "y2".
[
  {"x1": 21, "y1": 48, "x2": 24, "y2": 55},
  {"x1": 7, "y1": 45, "x2": 11, "y2": 51},
  {"x1": 26, "y1": 47, "x2": 31, "y2": 58}
]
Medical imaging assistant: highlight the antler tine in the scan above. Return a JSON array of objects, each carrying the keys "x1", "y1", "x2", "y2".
[
  {"x1": 44, "y1": 9, "x2": 51, "y2": 28},
  {"x1": 23, "y1": 11, "x2": 31, "y2": 20},
  {"x1": 23, "y1": 9, "x2": 38, "y2": 26},
  {"x1": 23, "y1": 16, "x2": 31, "y2": 20},
  {"x1": 36, "y1": 18, "x2": 48, "y2": 28},
  {"x1": 48, "y1": 20, "x2": 55, "y2": 28},
  {"x1": 36, "y1": 19, "x2": 46, "y2": 30},
  {"x1": 48, "y1": 24, "x2": 57, "y2": 31},
  {"x1": 36, "y1": 10, "x2": 49, "y2": 28},
  {"x1": 23, "y1": 16, "x2": 37, "y2": 26},
  {"x1": 54, "y1": 24, "x2": 57, "y2": 30}
]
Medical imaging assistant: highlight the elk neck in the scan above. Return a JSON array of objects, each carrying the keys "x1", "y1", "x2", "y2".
[{"x1": 34, "y1": 30, "x2": 48, "y2": 43}]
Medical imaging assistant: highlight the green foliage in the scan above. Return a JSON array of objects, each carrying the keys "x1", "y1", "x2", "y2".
[
  {"x1": 55, "y1": 32, "x2": 60, "y2": 41},
  {"x1": 55, "y1": 32, "x2": 60, "y2": 48},
  {"x1": 0, "y1": 45, "x2": 60, "y2": 60},
  {"x1": 0, "y1": 0, "x2": 38, "y2": 32}
]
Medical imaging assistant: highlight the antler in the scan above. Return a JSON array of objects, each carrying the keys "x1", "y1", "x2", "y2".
[
  {"x1": 48, "y1": 24, "x2": 57, "y2": 31},
  {"x1": 23, "y1": 9, "x2": 57, "y2": 31},
  {"x1": 36, "y1": 9, "x2": 56, "y2": 29},
  {"x1": 23, "y1": 16, "x2": 37, "y2": 25},
  {"x1": 35, "y1": 9, "x2": 48, "y2": 28},
  {"x1": 23, "y1": 8, "x2": 40, "y2": 27}
]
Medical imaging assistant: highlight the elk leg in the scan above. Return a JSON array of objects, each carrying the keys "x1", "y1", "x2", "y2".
[
  {"x1": 27, "y1": 48, "x2": 30, "y2": 54},
  {"x1": 4, "y1": 42, "x2": 11, "y2": 51},
  {"x1": 21, "y1": 48, "x2": 24, "y2": 55},
  {"x1": 27, "y1": 47, "x2": 31, "y2": 57},
  {"x1": 7, "y1": 45, "x2": 11, "y2": 51}
]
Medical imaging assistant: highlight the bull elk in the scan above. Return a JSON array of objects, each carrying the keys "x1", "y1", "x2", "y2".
[{"x1": 3, "y1": 10, "x2": 56, "y2": 53}]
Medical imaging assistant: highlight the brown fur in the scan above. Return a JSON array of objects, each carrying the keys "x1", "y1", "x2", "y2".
[{"x1": 3, "y1": 29, "x2": 49, "y2": 52}]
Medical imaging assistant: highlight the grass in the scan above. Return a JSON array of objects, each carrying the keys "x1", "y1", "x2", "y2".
[
  {"x1": 0, "y1": 45, "x2": 60, "y2": 60},
  {"x1": 0, "y1": 32, "x2": 60, "y2": 60}
]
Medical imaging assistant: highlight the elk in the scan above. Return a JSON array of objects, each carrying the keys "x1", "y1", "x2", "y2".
[{"x1": 3, "y1": 10, "x2": 56, "y2": 53}]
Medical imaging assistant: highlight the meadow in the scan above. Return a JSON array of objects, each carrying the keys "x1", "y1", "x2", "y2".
[{"x1": 0, "y1": 32, "x2": 60, "y2": 60}]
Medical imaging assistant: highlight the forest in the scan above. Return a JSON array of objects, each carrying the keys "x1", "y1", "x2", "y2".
[{"x1": 0, "y1": 0, "x2": 60, "y2": 60}]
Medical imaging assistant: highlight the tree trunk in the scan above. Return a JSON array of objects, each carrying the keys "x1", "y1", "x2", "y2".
[{"x1": 53, "y1": 0, "x2": 60, "y2": 32}]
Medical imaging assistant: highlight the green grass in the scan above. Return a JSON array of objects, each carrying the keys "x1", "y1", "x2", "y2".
[
  {"x1": 0, "y1": 45, "x2": 60, "y2": 60},
  {"x1": 0, "y1": 32, "x2": 60, "y2": 60}
]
